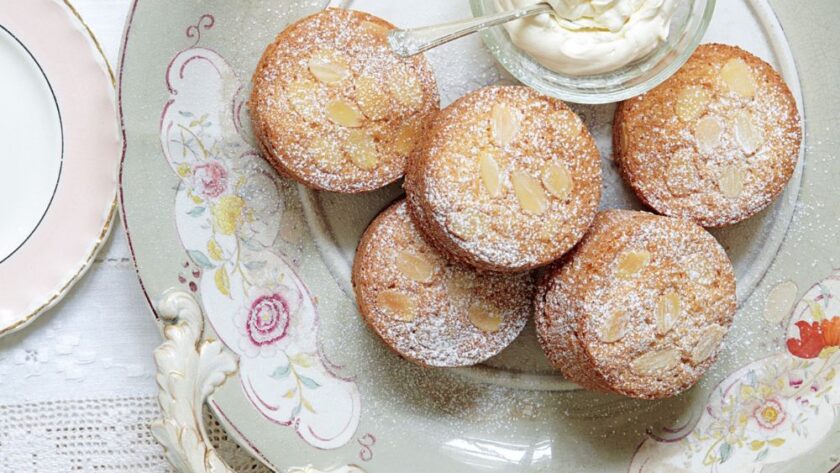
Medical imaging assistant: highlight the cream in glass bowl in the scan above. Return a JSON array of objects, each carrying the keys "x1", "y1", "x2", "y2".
[{"x1": 470, "y1": 0, "x2": 715, "y2": 104}]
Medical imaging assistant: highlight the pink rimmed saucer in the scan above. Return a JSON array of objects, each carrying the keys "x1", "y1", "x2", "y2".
[{"x1": 0, "y1": 0, "x2": 120, "y2": 336}]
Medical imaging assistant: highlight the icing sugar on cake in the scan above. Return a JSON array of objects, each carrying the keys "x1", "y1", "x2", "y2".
[
  {"x1": 614, "y1": 43, "x2": 802, "y2": 227},
  {"x1": 405, "y1": 85, "x2": 602, "y2": 272},
  {"x1": 352, "y1": 200, "x2": 534, "y2": 367},
  {"x1": 536, "y1": 210, "x2": 737, "y2": 400},
  {"x1": 249, "y1": 8, "x2": 439, "y2": 193}
]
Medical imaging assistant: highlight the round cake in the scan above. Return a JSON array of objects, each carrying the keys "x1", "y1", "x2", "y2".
[
  {"x1": 614, "y1": 43, "x2": 801, "y2": 227},
  {"x1": 535, "y1": 210, "x2": 737, "y2": 399},
  {"x1": 404, "y1": 85, "x2": 602, "y2": 272},
  {"x1": 249, "y1": 8, "x2": 439, "y2": 193},
  {"x1": 353, "y1": 200, "x2": 535, "y2": 367}
]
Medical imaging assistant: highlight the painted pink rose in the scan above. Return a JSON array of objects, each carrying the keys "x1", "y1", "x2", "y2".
[
  {"x1": 193, "y1": 161, "x2": 228, "y2": 199},
  {"x1": 235, "y1": 287, "x2": 301, "y2": 358},
  {"x1": 247, "y1": 294, "x2": 290, "y2": 345}
]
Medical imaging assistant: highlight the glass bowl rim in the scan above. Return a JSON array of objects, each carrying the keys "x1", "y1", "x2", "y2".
[{"x1": 468, "y1": 0, "x2": 717, "y2": 104}]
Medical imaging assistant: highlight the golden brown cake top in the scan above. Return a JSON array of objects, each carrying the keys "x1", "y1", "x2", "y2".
[
  {"x1": 537, "y1": 210, "x2": 737, "y2": 399},
  {"x1": 249, "y1": 8, "x2": 439, "y2": 193},
  {"x1": 405, "y1": 85, "x2": 601, "y2": 272},
  {"x1": 352, "y1": 200, "x2": 534, "y2": 367},
  {"x1": 615, "y1": 43, "x2": 801, "y2": 227}
]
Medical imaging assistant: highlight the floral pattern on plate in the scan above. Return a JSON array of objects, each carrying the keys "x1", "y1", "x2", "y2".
[
  {"x1": 159, "y1": 24, "x2": 361, "y2": 450},
  {"x1": 631, "y1": 270, "x2": 840, "y2": 472}
]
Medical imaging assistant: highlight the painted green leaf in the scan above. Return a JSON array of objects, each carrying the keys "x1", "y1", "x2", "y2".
[
  {"x1": 271, "y1": 364, "x2": 291, "y2": 379},
  {"x1": 819, "y1": 283, "x2": 831, "y2": 307},
  {"x1": 187, "y1": 250, "x2": 215, "y2": 269},
  {"x1": 244, "y1": 261, "x2": 267, "y2": 271},
  {"x1": 298, "y1": 375, "x2": 321, "y2": 390},
  {"x1": 719, "y1": 442, "x2": 732, "y2": 464},
  {"x1": 302, "y1": 398, "x2": 316, "y2": 414},
  {"x1": 187, "y1": 207, "x2": 206, "y2": 217}
]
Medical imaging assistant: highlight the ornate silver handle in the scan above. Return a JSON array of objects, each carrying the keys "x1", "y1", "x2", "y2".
[{"x1": 388, "y1": 2, "x2": 552, "y2": 57}]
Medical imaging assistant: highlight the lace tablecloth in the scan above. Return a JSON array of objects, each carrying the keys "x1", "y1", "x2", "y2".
[{"x1": 0, "y1": 2, "x2": 268, "y2": 471}]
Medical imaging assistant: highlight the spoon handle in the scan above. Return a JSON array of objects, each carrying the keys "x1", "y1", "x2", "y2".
[{"x1": 388, "y1": 3, "x2": 553, "y2": 57}]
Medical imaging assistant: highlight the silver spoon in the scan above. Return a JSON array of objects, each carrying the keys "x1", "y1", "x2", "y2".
[{"x1": 389, "y1": 1, "x2": 562, "y2": 57}]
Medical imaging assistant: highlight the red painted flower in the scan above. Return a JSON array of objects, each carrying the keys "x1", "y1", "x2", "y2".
[
  {"x1": 192, "y1": 161, "x2": 228, "y2": 199},
  {"x1": 786, "y1": 316, "x2": 840, "y2": 359},
  {"x1": 787, "y1": 321, "x2": 826, "y2": 359}
]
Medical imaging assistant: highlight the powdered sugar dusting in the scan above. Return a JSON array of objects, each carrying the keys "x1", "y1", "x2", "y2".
[
  {"x1": 405, "y1": 85, "x2": 601, "y2": 272},
  {"x1": 537, "y1": 210, "x2": 737, "y2": 399},
  {"x1": 353, "y1": 201, "x2": 535, "y2": 367},
  {"x1": 615, "y1": 44, "x2": 802, "y2": 227},
  {"x1": 249, "y1": 8, "x2": 439, "y2": 193}
]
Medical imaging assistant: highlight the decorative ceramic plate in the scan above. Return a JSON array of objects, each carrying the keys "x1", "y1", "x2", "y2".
[
  {"x1": 120, "y1": 0, "x2": 840, "y2": 471},
  {"x1": 0, "y1": 0, "x2": 119, "y2": 336}
]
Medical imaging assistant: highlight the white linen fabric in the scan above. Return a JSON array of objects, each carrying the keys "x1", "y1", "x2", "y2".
[{"x1": 0, "y1": 2, "x2": 267, "y2": 471}]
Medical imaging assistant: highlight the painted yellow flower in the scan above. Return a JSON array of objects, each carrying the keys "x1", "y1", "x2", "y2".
[
  {"x1": 753, "y1": 398, "x2": 786, "y2": 430},
  {"x1": 758, "y1": 384, "x2": 774, "y2": 399},
  {"x1": 177, "y1": 163, "x2": 192, "y2": 177},
  {"x1": 211, "y1": 195, "x2": 245, "y2": 235},
  {"x1": 761, "y1": 405, "x2": 779, "y2": 424}
]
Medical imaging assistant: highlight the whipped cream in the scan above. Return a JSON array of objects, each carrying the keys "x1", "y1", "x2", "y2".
[{"x1": 496, "y1": 0, "x2": 677, "y2": 76}]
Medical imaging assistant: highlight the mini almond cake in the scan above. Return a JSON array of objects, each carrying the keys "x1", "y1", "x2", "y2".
[
  {"x1": 249, "y1": 9, "x2": 439, "y2": 193},
  {"x1": 404, "y1": 85, "x2": 601, "y2": 273},
  {"x1": 353, "y1": 200, "x2": 534, "y2": 367},
  {"x1": 614, "y1": 43, "x2": 801, "y2": 227},
  {"x1": 535, "y1": 210, "x2": 737, "y2": 399}
]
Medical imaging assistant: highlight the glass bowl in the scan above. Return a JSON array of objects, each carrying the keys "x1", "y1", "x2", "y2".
[{"x1": 469, "y1": 0, "x2": 716, "y2": 104}]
